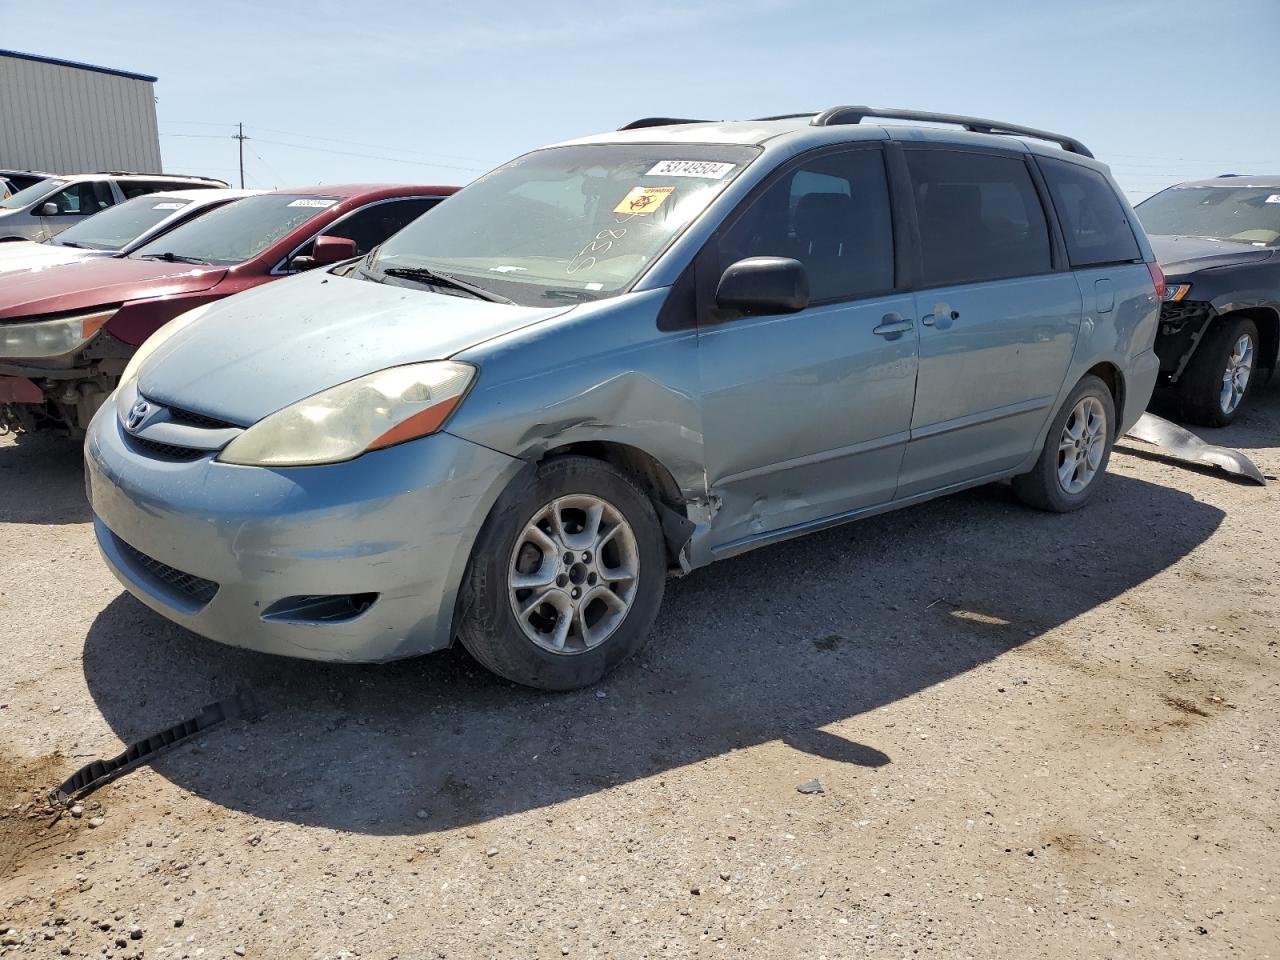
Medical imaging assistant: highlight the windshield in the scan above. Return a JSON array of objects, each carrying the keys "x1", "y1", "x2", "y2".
[
  {"x1": 0, "y1": 178, "x2": 66, "y2": 211},
  {"x1": 53, "y1": 195, "x2": 195, "y2": 251},
  {"x1": 1137, "y1": 185, "x2": 1280, "y2": 247},
  {"x1": 371, "y1": 143, "x2": 760, "y2": 305},
  {"x1": 130, "y1": 193, "x2": 340, "y2": 265}
]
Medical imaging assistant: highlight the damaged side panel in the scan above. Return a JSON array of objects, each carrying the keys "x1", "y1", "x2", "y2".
[{"x1": 448, "y1": 288, "x2": 715, "y2": 564}]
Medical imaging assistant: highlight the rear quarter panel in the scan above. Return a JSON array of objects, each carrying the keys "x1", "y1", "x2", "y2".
[{"x1": 1067, "y1": 262, "x2": 1160, "y2": 434}]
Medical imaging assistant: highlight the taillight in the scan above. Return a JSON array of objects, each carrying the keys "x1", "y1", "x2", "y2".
[{"x1": 1147, "y1": 261, "x2": 1166, "y2": 301}]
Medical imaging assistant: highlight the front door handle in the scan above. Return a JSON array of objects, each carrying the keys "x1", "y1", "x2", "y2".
[{"x1": 872, "y1": 313, "x2": 914, "y2": 339}]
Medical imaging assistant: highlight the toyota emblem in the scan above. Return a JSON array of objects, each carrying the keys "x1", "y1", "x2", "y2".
[{"x1": 125, "y1": 399, "x2": 150, "y2": 432}]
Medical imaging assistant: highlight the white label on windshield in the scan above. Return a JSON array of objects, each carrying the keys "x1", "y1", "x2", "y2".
[
  {"x1": 288, "y1": 198, "x2": 339, "y2": 208},
  {"x1": 645, "y1": 160, "x2": 735, "y2": 179},
  {"x1": 152, "y1": 202, "x2": 186, "y2": 210},
  {"x1": 1266, "y1": 195, "x2": 1280, "y2": 203}
]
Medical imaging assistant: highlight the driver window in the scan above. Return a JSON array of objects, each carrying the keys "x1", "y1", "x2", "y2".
[
  {"x1": 44, "y1": 182, "x2": 113, "y2": 217},
  {"x1": 717, "y1": 149, "x2": 894, "y2": 303},
  {"x1": 293, "y1": 198, "x2": 440, "y2": 258}
]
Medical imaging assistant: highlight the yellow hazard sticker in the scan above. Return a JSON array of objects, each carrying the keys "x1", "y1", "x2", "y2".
[{"x1": 614, "y1": 186, "x2": 674, "y2": 215}]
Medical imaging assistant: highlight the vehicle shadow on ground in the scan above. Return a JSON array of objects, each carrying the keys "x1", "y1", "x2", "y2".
[
  {"x1": 78, "y1": 468, "x2": 1223, "y2": 835},
  {"x1": 0, "y1": 433, "x2": 88, "y2": 525}
]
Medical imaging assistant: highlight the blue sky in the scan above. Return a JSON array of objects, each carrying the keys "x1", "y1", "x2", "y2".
[{"x1": 3, "y1": 0, "x2": 1277, "y2": 201}]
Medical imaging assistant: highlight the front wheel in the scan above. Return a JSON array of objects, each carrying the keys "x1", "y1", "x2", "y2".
[
  {"x1": 1012, "y1": 375, "x2": 1116, "y2": 513},
  {"x1": 1176, "y1": 315, "x2": 1259, "y2": 427},
  {"x1": 456, "y1": 456, "x2": 666, "y2": 690}
]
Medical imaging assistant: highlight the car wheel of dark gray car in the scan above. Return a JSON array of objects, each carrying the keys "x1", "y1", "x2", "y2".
[
  {"x1": 1012, "y1": 374, "x2": 1115, "y2": 513},
  {"x1": 1176, "y1": 315, "x2": 1259, "y2": 428},
  {"x1": 456, "y1": 455, "x2": 666, "y2": 690}
]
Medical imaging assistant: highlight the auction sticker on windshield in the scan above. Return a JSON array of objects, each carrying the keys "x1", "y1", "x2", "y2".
[
  {"x1": 288, "y1": 198, "x2": 339, "y2": 208},
  {"x1": 646, "y1": 160, "x2": 736, "y2": 179},
  {"x1": 614, "y1": 186, "x2": 674, "y2": 215},
  {"x1": 153, "y1": 202, "x2": 186, "y2": 210}
]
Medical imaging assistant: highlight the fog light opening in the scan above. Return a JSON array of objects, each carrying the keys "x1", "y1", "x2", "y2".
[{"x1": 260, "y1": 592, "x2": 378, "y2": 624}]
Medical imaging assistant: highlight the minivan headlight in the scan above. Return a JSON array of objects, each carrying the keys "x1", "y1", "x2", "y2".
[
  {"x1": 119, "y1": 303, "x2": 212, "y2": 386},
  {"x1": 0, "y1": 308, "x2": 116, "y2": 359},
  {"x1": 218, "y1": 361, "x2": 476, "y2": 467}
]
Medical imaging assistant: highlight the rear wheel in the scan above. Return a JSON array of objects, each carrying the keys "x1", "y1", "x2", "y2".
[
  {"x1": 1176, "y1": 315, "x2": 1258, "y2": 427},
  {"x1": 457, "y1": 456, "x2": 666, "y2": 690},
  {"x1": 1012, "y1": 375, "x2": 1115, "y2": 513}
]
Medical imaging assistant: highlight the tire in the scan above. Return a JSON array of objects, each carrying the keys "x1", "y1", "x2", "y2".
[
  {"x1": 456, "y1": 455, "x2": 666, "y2": 690},
  {"x1": 1175, "y1": 315, "x2": 1259, "y2": 427},
  {"x1": 1012, "y1": 375, "x2": 1116, "y2": 513}
]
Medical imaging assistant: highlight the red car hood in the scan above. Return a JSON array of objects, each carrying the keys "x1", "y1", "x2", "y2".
[{"x1": 0, "y1": 257, "x2": 228, "y2": 320}]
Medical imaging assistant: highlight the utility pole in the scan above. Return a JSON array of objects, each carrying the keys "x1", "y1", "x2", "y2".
[{"x1": 234, "y1": 122, "x2": 247, "y2": 188}]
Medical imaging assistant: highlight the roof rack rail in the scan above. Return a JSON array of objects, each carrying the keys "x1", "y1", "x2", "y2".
[
  {"x1": 93, "y1": 171, "x2": 228, "y2": 181},
  {"x1": 618, "y1": 117, "x2": 709, "y2": 131},
  {"x1": 810, "y1": 105, "x2": 1093, "y2": 158}
]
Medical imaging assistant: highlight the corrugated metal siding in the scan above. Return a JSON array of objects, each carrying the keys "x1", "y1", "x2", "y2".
[{"x1": 0, "y1": 54, "x2": 162, "y2": 174}]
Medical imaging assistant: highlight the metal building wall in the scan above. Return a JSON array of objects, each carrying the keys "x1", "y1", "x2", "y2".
[{"x1": 0, "y1": 53, "x2": 162, "y2": 174}]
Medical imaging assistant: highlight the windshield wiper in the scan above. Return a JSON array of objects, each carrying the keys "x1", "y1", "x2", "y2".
[
  {"x1": 382, "y1": 266, "x2": 513, "y2": 304},
  {"x1": 138, "y1": 251, "x2": 208, "y2": 265},
  {"x1": 55, "y1": 239, "x2": 85, "y2": 249},
  {"x1": 541, "y1": 288, "x2": 598, "y2": 303}
]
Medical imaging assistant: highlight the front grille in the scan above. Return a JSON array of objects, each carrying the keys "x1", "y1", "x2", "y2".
[
  {"x1": 115, "y1": 536, "x2": 219, "y2": 606},
  {"x1": 165, "y1": 404, "x2": 239, "y2": 430},
  {"x1": 121, "y1": 394, "x2": 237, "y2": 461},
  {"x1": 125, "y1": 434, "x2": 208, "y2": 461}
]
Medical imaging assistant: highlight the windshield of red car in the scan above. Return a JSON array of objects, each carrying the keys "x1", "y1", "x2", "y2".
[{"x1": 129, "y1": 194, "x2": 341, "y2": 265}]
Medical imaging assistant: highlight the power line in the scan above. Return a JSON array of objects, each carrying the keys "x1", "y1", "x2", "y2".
[
  {"x1": 161, "y1": 122, "x2": 490, "y2": 166},
  {"x1": 249, "y1": 125, "x2": 490, "y2": 165},
  {"x1": 251, "y1": 137, "x2": 485, "y2": 173}
]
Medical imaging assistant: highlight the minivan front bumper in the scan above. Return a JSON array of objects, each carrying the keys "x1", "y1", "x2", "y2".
[{"x1": 85, "y1": 403, "x2": 522, "y2": 662}]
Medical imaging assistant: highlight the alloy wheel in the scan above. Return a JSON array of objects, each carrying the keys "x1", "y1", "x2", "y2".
[
  {"x1": 1057, "y1": 395, "x2": 1107, "y2": 495},
  {"x1": 1219, "y1": 333, "x2": 1254, "y2": 416},
  {"x1": 507, "y1": 494, "x2": 640, "y2": 654}
]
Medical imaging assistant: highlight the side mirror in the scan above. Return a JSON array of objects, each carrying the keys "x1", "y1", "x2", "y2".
[
  {"x1": 715, "y1": 257, "x2": 809, "y2": 315},
  {"x1": 40, "y1": 202, "x2": 58, "y2": 217},
  {"x1": 290, "y1": 236, "x2": 358, "y2": 272}
]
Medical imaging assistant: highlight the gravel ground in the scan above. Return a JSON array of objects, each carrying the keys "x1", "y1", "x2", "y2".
[{"x1": 1, "y1": 384, "x2": 1277, "y2": 960}]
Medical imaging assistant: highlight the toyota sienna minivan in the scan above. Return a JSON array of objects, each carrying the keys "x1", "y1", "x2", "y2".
[{"x1": 85, "y1": 107, "x2": 1163, "y2": 690}]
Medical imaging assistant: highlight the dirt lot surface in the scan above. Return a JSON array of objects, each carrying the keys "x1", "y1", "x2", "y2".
[{"x1": 1, "y1": 386, "x2": 1277, "y2": 960}]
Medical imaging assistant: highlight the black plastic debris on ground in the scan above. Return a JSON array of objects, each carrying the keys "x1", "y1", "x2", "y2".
[{"x1": 48, "y1": 689, "x2": 260, "y2": 805}]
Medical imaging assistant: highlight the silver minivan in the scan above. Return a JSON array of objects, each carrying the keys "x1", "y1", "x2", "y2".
[
  {"x1": 85, "y1": 107, "x2": 1163, "y2": 690},
  {"x1": 0, "y1": 172, "x2": 227, "y2": 242}
]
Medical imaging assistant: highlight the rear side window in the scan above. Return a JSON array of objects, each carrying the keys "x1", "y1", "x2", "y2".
[
  {"x1": 1039, "y1": 157, "x2": 1141, "y2": 267},
  {"x1": 119, "y1": 180, "x2": 181, "y2": 199},
  {"x1": 906, "y1": 150, "x2": 1051, "y2": 286},
  {"x1": 717, "y1": 148, "x2": 894, "y2": 302}
]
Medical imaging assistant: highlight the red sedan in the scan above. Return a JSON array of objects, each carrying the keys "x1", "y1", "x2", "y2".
[{"x1": 0, "y1": 183, "x2": 456, "y2": 434}]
